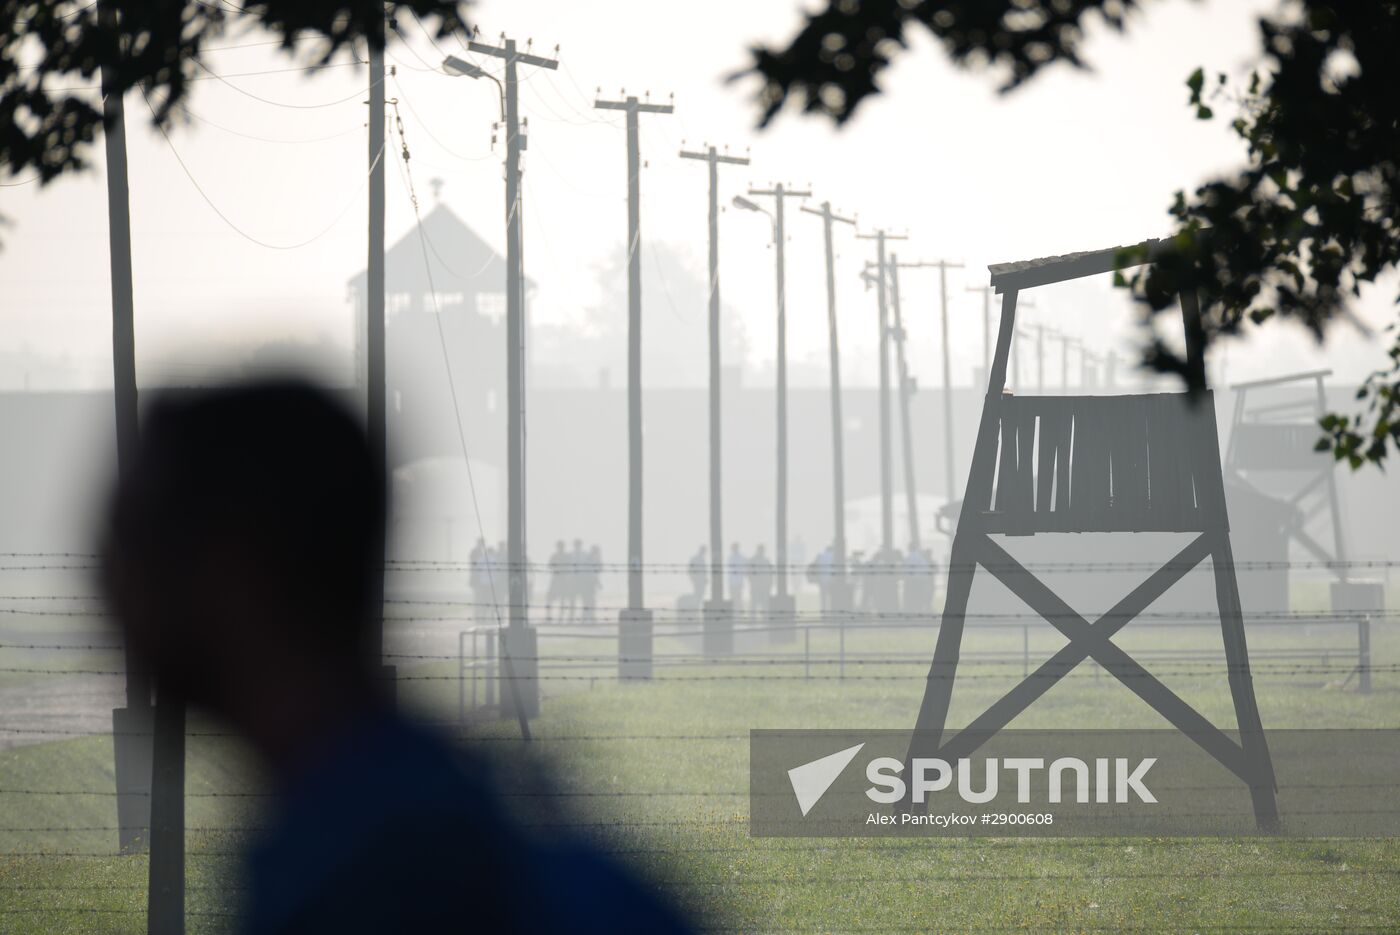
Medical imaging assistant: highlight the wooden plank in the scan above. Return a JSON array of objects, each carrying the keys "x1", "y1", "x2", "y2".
[
  {"x1": 1017, "y1": 401, "x2": 1036, "y2": 518},
  {"x1": 906, "y1": 533, "x2": 983, "y2": 762},
  {"x1": 1052, "y1": 399, "x2": 1072, "y2": 526},
  {"x1": 1187, "y1": 390, "x2": 1228, "y2": 524},
  {"x1": 994, "y1": 397, "x2": 1019, "y2": 514},
  {"x1": 1035, "y1": 401, "x2": 1058, "y2": 519},
  {"x1": 1208, "y1": 528, "x2": 1280, "y2": 826},
  {"x1": 989, "y1": 239, "x2": 1160, "y2": 293},
  {"x1": 1074, "y1": 397, "x2": 1110, "y2": 530},
  {"x1": 1147, "y1": 394, "x2": 1182, "y2": 522},
  {"x1": 1114, "y1": 395, "x2": 1151, "y2": 526}
]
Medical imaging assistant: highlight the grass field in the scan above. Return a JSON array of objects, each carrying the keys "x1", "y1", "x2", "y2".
[{"x1": 2, "y1": 590, "x2": 1398, "y2": 933}]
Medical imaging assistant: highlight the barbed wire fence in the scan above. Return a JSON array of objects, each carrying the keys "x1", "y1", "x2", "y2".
[{"x1": 2, "y1": 542, "x2": 1396, "y2": 930}]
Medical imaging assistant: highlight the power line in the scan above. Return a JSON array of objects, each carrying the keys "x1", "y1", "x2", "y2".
[
  {"x1": 142, "y1": 86, "x2": 377, "y2": 250},
  {"x1": 188, "y1": 58, "x2": 377, "y2": 110},
  {"x1": 390, "y1": 76, "x2": 497, "y2": 161},
  {"x1": 389, "y1": 113, "x2": 496, "y2": 550},
  {"x1": 172, "y1": 102, "x2": 363, "y2": 145}
]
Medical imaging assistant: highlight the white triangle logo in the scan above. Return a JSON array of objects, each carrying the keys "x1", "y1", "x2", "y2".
[{"x1": 787, "y1": 743, "x2": 866, "y2": 817}]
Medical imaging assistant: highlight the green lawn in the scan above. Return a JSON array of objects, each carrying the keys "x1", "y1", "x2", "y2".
[{"x1": 2, "y1": 609, "x2": 1397, "y2": 933}]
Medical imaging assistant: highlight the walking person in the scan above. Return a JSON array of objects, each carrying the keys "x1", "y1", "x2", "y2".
[
  {"x1": 808, "y1": 545, "x2": 833, "y2": 613},
  {"x1": 470, "y1": 537, "x2": 490, "y2": 607},
  {"x1": 903, "y1": 544, "x2": 933, "y2": 614},
  {"x1": 687, "y1": 546, "x2": 708, "y2": 609},
  {"x1": 727, "y1": 542, "x2": 747, "y2": 614},
  {"x1": 565, "y1": 538, "x2": 587, "y2": 623},
  {"x1": 747, "y1": 544, "x2": 774, "y2": 615},
  {"x1": 545, "y1": 540, "x2": 568, "y2": 622},
  {"x1": 583, "y1": 545, "x2": 603, "y2": 623}
]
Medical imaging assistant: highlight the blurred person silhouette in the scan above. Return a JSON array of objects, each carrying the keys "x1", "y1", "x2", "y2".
[
  {"x1": 583, "y1": 544, "x2": 603, "y2": 622},
  {"x1": 747, "y1": 544, "x2": 773, "y2": 615},
  {"x1": 903, "y1": 544, "x2": 934, "y2": 614},
  {"x1": 545, "y1": 539, "x2": 568, "y2": 621},
  {"x1": 687, "y1": 545, "x2": 708, "y2": 605},
  {"x1": 470, "y1": 537, "x2": 490, "y2": 605},
  {"x1": 807, "y1": 544, "x2": 833, "y2": 612},
  {"x1": 493, "y1": 539, "x2": 509, "y2": 604},
  {"x1": 849, "y1": 550, "x2": 869, "y2": 612},
  {"x1": 566, "y1": 537, "x2": 587, "y2": 622},
  {"x1": 101, "y1": 381, "x2": 691, "y2": 935},
  {"x1": 726, "y1": 541, "x2": 746, "y2": 611}
]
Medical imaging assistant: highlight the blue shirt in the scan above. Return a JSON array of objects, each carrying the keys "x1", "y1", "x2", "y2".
[{"x1": 245, "y1": 714, "x2": 692, "y2": 934}]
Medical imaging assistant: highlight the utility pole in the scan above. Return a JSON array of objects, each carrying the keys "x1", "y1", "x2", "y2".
[
  {"x1": 1010, "y1": 310, "x2": 1036, "y2": 392},
  {"x1": 97, "y1": 0, "x2": 153, "y2": 861},
  {"x1": 965, "y1": 285, "x2": 994, "y2": 385},
  {"x1": 595, "y1": 92, "x2": 672, "y2": 679},
  {"x1": 1033, "y1": 324, "x2": 1046, "y2": 395},
  {"x1": 680, "y1": 144, "x2": 749, "y2": 656},
  {"x1": 1061, "y1": 334, "x2": 1082, "y2": 392},
  {"x1": 367, "y1": 6, "x2": 392, "y2": 702},
  {"x1": 801, "y1": 201, "x2": 856, "y2": 612},
  {"x1": 899, "y1": 260, "x2": 964, "y2": 504},
  {"x1": 856, "y1": 228, "x2": 906, "y2": 562},
  {"x1": 734, "y1": 183, "x2": 809, "y2": 638},
  {"x1": 98, "y1": 5, "x2": 183, "y2": 931},
  {"x1": 466, "y1": 34, "x2": 558, "y2": 717},
  {"x1": 885, "y1": 256, "x2": 920, "y2": 552},
  {"x1": 1081, "y1": 347, "x2": 1101, "y2": 389}
]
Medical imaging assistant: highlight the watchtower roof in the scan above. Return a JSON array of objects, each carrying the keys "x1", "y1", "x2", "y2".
[{"x1": 989, "y1": 238, "x2": 1161, "y2": 293}]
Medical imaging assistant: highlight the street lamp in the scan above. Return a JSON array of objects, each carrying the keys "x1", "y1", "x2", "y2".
[
  {"x1": 442, "y1": 55, "x2": 505, "y2": 116},
  {"x1": 732, "y1": 185, "x2": 810, "y2": 632},
  {"x1": 732, "y1": 194, "x2": 764, "y2": 215}
]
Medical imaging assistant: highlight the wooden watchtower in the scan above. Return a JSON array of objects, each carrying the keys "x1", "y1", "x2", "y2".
[
  {"x1": 1225, "y1": 369, "x2": 1349, "y2": 581},
  {"x1": 908, "y1": 241, "x2": 1278, "y2": 827}
]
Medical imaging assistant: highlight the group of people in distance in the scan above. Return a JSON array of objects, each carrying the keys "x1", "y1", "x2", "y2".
[
  {"x1": 686, "y1": 543, "x2": 779, "y2": 612},
  {"x1": 806, "y1": 542, "x2": 938, "y2": 614},
  {"x1": 543, "y1": 539, "x2": 605, "y2": 621},
  {"x1": 685, "y1": 541, "x2": 941, "y2": 615},
  {"x1": 471, "y1": 535, "x2": 940, "y2": 620},
  {"x1": 468, "y1": 537, "x2": 604, "y2": 622}
]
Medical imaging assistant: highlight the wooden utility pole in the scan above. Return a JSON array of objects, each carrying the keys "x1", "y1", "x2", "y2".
[
  {"x1": 885, "y1": 256, "x2": 920, "y2": 551},
  {"x1": 856, "y1": 228, "x2": 906, "y2": 555},
  {"x1": 1062, "y1": 335, "x2": 1082, "y2": 391},
  {"x1": 1032, "y1": 324, "x2": 1047, "y2": 395},
  {"x1": 801, "y1": 201, "x2": 856, "y2": 611},
  {"x1": 595, "y1": 93, "x2": 672, "y2": 679},
  {"x1": 900, "y1": 260, "x2": 964, "y2": 503},
  {"x1": 97, "y1": 0, "x2": 153, "y2": 856},
  {"x1": 737, "y1": 184, "x2": 809, "y2": 623},
  {"x1": 680, "y1": 144, "x2": 748, "y2": 653},
  {"x1": 468, "y1": 35, "x2": 557, "y2": 716},
  {"x1": 366, "y1": 6, "x2": 392, "y2": 702},
  {"x1": 97, "y1": 5, "x2": 184, "y2": 931},
  {"x1": 1081, "y1": 347, "x2": 1103, "y2": 388},
  {"x1": 965, "y1": 285, "x2": 994, "y2": 381}
]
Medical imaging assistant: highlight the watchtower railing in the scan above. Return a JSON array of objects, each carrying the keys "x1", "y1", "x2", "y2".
[{"x1": 980, "y1": 391, "x2": 1223, "y2": 536}]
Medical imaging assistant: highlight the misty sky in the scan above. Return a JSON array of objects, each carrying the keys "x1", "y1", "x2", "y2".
[{"x1": 0, "y1": 0, "x2": 1392, "y2": 392}]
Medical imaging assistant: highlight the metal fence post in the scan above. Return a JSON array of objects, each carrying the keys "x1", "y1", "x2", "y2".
[
  {"x1": 487, "y1": 630, "x2": 497, "y2": 707},
  {"x1": 805, "y1": 626, "x2": 811, "y2": 681},
  {"x1": 839, "y1": 619, "x2": 846, "y2": 681},
  {"x1": 1359, "y1": 613, "x2": 1372, "y2": 695},
  {"x1": 458, "y1": 630, "x2": 466, "y2": 724}
]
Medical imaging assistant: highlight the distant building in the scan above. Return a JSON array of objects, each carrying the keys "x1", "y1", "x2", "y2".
[{"x1": 346, "y1": 201, "x2": 533, "y2": 469}]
